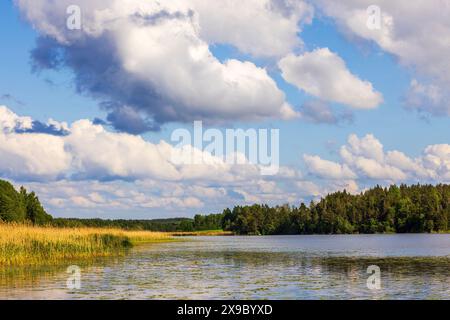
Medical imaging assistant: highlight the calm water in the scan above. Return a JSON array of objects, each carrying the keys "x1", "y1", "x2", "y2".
[{"x1": 1, "y1": 234, "x2": 449, "y2": 299}]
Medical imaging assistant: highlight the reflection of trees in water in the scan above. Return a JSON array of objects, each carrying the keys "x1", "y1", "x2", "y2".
[
  {"x1": 178, "y1": 251, "x2": 450, "y2": 274},
  {"x1": 0, "y1": 265, "x2": 64, "y2": 289},
  {"x1": 0, "y1": 255, "x2": 124, "y2": 290},
  {"x1": 186, "y1": 252, "x2": 450, "y2": 287}
]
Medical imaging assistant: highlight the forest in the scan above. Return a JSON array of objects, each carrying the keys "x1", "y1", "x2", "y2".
[
  {"x1": 220, "y1": 184, "x2": 450, "y2": 234},
  {"x1": 1, "y1": 179, "x2": 449, "y2": 234}
]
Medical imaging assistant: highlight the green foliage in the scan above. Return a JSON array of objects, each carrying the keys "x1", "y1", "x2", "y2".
[
  {"x1": 20, "y1": 188, "x2": 53, "y2": 224},
  {"x1": 219, "y1": 184, "x2": 450, "y2": 235},
  {"x1": 0, "y1": 180, "x2": 26, "y2": 222},
  {"x1": 0, "y1": 180, "x2": 52, "y2": 225}
]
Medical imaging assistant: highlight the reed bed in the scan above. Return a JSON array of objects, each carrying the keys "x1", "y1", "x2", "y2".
[{"x1": 0, "y1": 223, "x2": 173, "y2": 266}]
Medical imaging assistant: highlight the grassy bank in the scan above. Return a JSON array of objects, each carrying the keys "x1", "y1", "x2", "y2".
[{"x1": 0, "y1": 223, "x2": 173, "y2": 266}]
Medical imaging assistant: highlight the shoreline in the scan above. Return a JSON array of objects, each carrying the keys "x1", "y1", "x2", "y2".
[
  {"x1": 1, "y1": 223, "x2": 449, "y2": 268},
  {"x1": 0, "y1": 223, "x2": 174, "y2": 267}
]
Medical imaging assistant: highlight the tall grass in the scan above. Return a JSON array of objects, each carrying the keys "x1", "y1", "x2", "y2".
[{"x1": 0, "y1": 223, "x2": 173, "y2": 266}]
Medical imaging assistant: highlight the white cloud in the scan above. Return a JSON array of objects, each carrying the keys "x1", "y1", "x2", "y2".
[
  {"x1": 305, "y1": 133, "x2": 450, "y2": 183},
  {"x1": 0, "y1": 132, "x2": 71, "y2": 180},
  {"x1": 27, "y1": 180, "x2": 206, "y2": 214},
  {"x1": 385, "y1": 150, "x2": 430, "y2": 179},
  {"x1": 66, "y1": 120, "x2": 180, "y2": 181},
  {"x1": 0, "y1": 106, "x2": 33, "y2": 133},
  {"x1": 303, "y1": 154, "x2": 357, "y2": 179},
  {"x1": 0, "y1": 106, "x2": 71, "y2": 180},
  {"x1": 0, "y1": 106, "x2": 283, "y2": 184},
  {"x1": 189, "y1": 0, "x2": 313, "y2": 57},
  {"x1": 342, "y1": 134, "x2": 385, "y2": 163},
  {"x1": 316, "y1": 0, "x2": 450, "y2": 116},
  {"x1": 422, "y1": 144, "x2": 450, "y2": 181},
  {"x1": 15, "y1": 0, "x2": 297, "y2": 128},
  {"x1": 279, "y1": 48, "x2": 383, "y2": 109}
]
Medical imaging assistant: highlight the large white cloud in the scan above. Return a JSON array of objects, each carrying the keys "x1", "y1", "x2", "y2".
[
  {"x1": 316, "y1": 0, "x2": 450, "y2": 116},
  {"x1": 14, "y1": 0, "x2": 298, "y2": 131},
  {"x1": 279, "y1": 48, "x2": 383, "y2": 109},
  {"x1": 0, "y1": 106, "x2": 292, "y2": 183}
]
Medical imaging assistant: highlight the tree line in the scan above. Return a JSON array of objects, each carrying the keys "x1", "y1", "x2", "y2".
[
  {"x1": 220, "y1": 184, "x2": 450, "y2": 234},
  {"x1": 1, "y1": 179, "x2": 449, "y2": 234},
  {"x1": 52, "y1": 213, "x2": 224, "y2": 231}
]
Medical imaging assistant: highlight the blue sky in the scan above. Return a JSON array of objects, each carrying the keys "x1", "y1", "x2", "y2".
[{"x1": 0, "y1": 1, "x2": 449, "y2": 218}]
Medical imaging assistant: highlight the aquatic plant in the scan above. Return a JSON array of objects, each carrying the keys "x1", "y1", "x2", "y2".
[{"x1": 0, "y1": 223, "x2": 172, "y2": 266}]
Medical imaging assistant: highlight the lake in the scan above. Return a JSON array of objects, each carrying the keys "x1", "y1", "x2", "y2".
[{"x1": 1, "y1": 234, "x2": 449, "y2": 299}]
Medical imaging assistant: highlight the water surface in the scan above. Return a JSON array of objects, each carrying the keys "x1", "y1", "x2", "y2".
[{"x1": 1, "y1": 234, "x2": 449, "y2": 299}]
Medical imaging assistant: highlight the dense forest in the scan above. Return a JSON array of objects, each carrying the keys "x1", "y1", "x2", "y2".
[
  {"x1": 220, "y1": 184, "x2": 450, "y2": 234},
  {"x1": 1, "y1": 179, "x2": 449, "y2": 234}
]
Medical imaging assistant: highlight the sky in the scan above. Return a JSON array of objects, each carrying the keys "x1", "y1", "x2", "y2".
[{"x1": 0, "y1": 0, "x2": 449, "y2": 219}]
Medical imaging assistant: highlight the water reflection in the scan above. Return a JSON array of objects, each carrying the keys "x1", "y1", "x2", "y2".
[{"x1": 0, "y1": 235, "x2": 449, "y2": 299}]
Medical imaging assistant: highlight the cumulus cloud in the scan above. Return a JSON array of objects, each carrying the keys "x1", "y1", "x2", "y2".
[
  {"x1": 316, "y1": 0, "x2": 450, "y2": 116},
  {"x1": 24, "y1": 180, "x2": 206, "y2": 216},
  {"x1": 0, "y1": 132, "x2": 71, "y2": 181},
  {"x1": 0, "y1": 106, "x2": 286, "y2": 183},
  {"x1": 303, "y1": 154, "x2": 357, "y2": 180},
  {"x1": 279, "y1": 48, "x2": 383, "y2": 109},
  {"x1": 11, "y1": 171, "x2": 305, "y2": 217},
  {"x1": 305, "y1": 133, "x2": 450, "y2": 183},
  {"x1": 15, "y1": 0, "x2": 298, "y2": 134}
]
